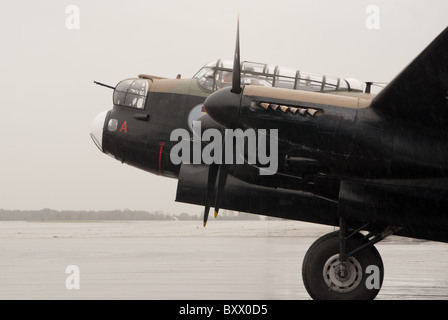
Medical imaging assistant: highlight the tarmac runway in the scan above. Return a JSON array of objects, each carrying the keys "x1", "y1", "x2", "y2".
[{"x1": 0, "y1": 220, "x2": 447, "y2": 300}]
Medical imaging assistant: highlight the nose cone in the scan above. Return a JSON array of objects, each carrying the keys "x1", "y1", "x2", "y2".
[
  {"x1": 204, "y1": 87, "x2": 241, "y2": 128},
  {"x1": 90, "y1": 110, "x2": 108, "y2": 152}
]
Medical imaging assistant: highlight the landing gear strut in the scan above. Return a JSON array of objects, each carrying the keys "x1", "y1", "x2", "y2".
[{"x1": 302, "y1": 219, "x2": 397, "y2": 300}]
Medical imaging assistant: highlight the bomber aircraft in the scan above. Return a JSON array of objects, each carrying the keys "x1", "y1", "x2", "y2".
[{"x1": 90, "y1": 21, "x2": 448, "y2": 300}]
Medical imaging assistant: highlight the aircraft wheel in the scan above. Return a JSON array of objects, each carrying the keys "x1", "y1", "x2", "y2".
[{"x1": 302, "y1": 231, "x2": 383, "y2": 300}]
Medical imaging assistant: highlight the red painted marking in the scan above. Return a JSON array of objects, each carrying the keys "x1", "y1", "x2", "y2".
[
  {"x1": 158, "y1": 142, "x2": 166, "y2": 175},
  {"x1": 119, "y1": 121, "x2": 127, "y2": 133}
]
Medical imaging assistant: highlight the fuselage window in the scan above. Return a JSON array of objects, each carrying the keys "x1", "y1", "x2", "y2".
[
  {"x1": 108, "y1": 119, "x2": 118, "y2": 132},
  {"x1": 113, "y1": 79, "x2": 148, "y2": 109}
]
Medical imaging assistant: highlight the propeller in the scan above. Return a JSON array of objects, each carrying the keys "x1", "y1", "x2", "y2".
[
  {"x1": 203, "y1": 130, "x2": 231, "y2": 226},
  {"x1": 202, "y1": 17, "x2": 242, "y2": 226},
  {"x1": 231, "y1": 17, "x2": 242, "y2": 95},
  {"x1": 213, "y1": 153, "x2": 230, "y2": 218},
  {"x1": 203, "y1": 163, "x2": 219, "y2": 227}
]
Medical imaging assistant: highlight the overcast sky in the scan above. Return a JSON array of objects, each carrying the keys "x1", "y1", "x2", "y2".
[{"x1": 1, "y1": 0, "x2": 447, "y2": 215}]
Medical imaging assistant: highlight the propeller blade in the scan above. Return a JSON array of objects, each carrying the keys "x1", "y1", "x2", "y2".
[
  {"x1": 213, "y1": 130, "x2": 231, "y2": 218},
  {"x1": 203, "y1": 163, "x2": 219, "y2": 227},
  {"x1": 231, "y1": 17, "x2": 241, "y2": 94},
  {"x1": 203, "y1": 204, "x2": 210, "y2": 227},
  {"x1": 213, "y1": 163, "x2": 229, "y2": 218}
]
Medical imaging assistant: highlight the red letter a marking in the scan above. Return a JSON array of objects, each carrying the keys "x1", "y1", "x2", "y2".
[{"x1": 119, "y1": 121, "x2": 127, "y2": 133}]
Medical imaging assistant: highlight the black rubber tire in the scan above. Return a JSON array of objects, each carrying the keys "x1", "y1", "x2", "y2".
[{"x1": 302, "y1": 231, "x2": 384, "y2": 300}]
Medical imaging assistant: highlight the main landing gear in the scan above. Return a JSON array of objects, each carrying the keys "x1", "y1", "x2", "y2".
[{"x1": 301, "y1": 218, "x2": 400, "y2": 300}]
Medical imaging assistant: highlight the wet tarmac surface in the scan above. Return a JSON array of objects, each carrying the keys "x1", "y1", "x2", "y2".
[{"x1": 0, "y1": 220, "x2": 447, "y2": 300}]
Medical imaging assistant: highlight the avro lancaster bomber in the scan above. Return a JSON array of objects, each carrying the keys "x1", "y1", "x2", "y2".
[{"x1": 91, "y1": 21, "x2": 448, "y2": 300}]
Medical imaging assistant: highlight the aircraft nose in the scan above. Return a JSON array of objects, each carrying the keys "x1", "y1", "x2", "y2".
[{"x1": 90, "y1": 110, "x2": 108, "y2": 152}]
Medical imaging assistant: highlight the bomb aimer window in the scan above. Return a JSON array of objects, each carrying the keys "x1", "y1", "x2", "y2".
[{"x1": 113, "y1": 79, "x2": 149, "y2": 109}]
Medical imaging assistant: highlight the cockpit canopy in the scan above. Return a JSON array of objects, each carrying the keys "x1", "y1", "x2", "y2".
[
  {"x1": 113, "y1": 78, "x2": 149, "y2": 109},
  {"x1": 193, "y1": 59, "x2": 363, "y2": 93}
]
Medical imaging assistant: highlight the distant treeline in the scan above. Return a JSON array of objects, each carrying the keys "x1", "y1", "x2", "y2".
[{"x1": 0, "y1": 209, "x2": 262, "y2": 221}]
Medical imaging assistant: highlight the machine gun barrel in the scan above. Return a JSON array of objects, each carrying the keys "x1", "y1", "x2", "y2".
[{"x1": 94, "y1": 81, "x2": 115, "y2": 90}]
